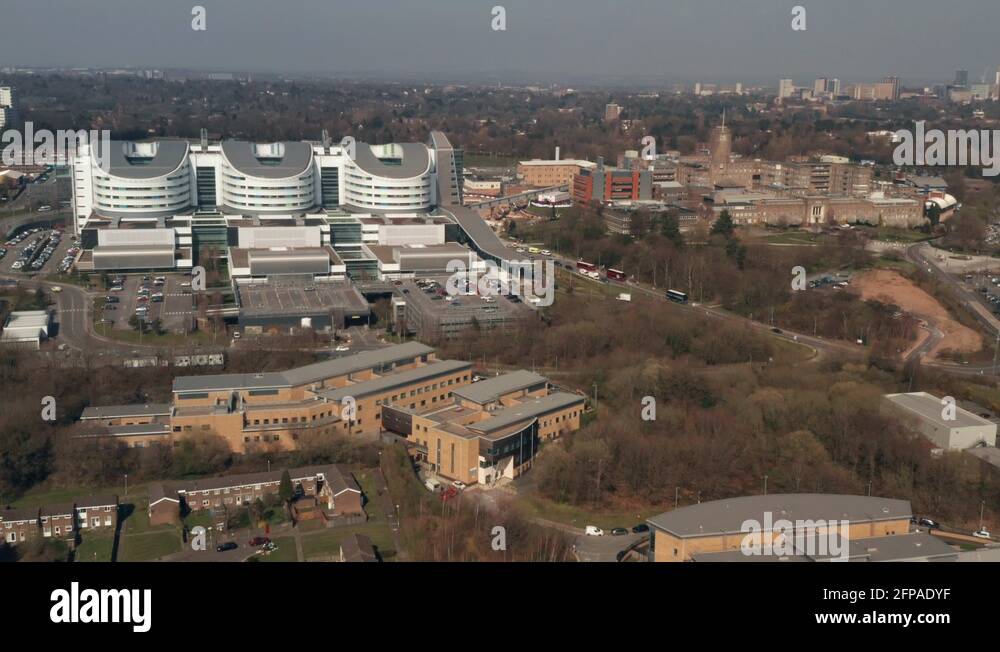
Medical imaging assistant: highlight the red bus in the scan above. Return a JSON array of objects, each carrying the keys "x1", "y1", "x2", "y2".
[
  {"x1": 576, "y1": 260, "x2": 598, "y2": 273},
  {"x1": 606, "y1": 268, "x2": 626, "y2": 282}
]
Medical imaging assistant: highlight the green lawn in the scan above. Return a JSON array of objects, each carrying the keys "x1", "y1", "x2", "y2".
[
  {"x1": 10, "y1": 483, "x2": 141, "y2": 509},
  {"x1": 257, "y1": 537, "x2": 297, "y2": 562},
  {"x1": 118, "y1": 530, "x2": 181, "y2": 561},
  {"x1": 300, "y1": 523, "x2": 397, "y2": 561},
  {"x1": 76, "y1": 532, "x2": 115, "y2": 562},
  {"x1": 759, "y1": 231, "x2": 823, "y2": 245},
  {"x1": 355, "y1": 469, "x2": 385, "y2": 524}
]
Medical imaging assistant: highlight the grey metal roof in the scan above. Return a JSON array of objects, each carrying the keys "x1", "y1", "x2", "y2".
[
  {"x1": 172, "y1": 342, "x2": 434, "y2": 393},
  {"x1": 173, "y1": 371, "x2": 287, "y2": 394},
  {"x1": 453, "y1": 370, "x2": 547, "y2": 405},
  {"x1": 883, "y1": 392, "x2": 995, "y2": 429},
  {"x1": 469, "y1": 391, "x2": 585, "y2": 434},
  {"x1": 647, "y1": 494, "x2": 913, "y2": 539},
  {"x1": 846, "y1": 532, "x2": 957, "y2": 562},
  {"x1": 100, "y1": 141, "x2": 190, "y2": 179},
  {"x1": 352, "y1": 142, "x2": 431, "y2": 179},
  {"x1": 221, "y1": 141, "x2": 314, "y2": 179},
  {"x1": 103, "y1": 423, "x2": 172, "y2": 437},
  {"x1": 281, "y1": 342, "x2": 434, "y2": 387},
  {"x1": 442, "y1": 205, "x2": 515, "y2": 263},
  {"x1": 80, "y1": 403, "x2": 172, "y2": 420},
  {"x1": 318, "y1": 359, "x2": 471, "y2": 402}
]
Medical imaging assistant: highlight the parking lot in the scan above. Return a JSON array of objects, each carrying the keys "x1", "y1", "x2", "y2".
[
  {"x1": 97, "y1": 274, "x2": 195, "y2": 333},
  {"x1": 0, "y1": 225, "x2": 78, "y2": 275}
]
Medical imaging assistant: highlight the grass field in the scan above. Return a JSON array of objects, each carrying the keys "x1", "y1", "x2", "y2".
[
  {"x1": 257, "y1": 536, "x2": 297, "y2": 562},
  {"x1": 300, "y1": 523, "x2": 397, "y2": 561},
  {"x1": 757, "y1": 231, "x2": 824, "y2": 245},
  {"x1": 75, "y1": 532, "x2": 115, "y2": 562},
  {"x1": 118, "y1": 530, "x2": 181, "y2": 561},
  {"x1": 10, "y1": 482, "x2": 142, "y2": 509}
]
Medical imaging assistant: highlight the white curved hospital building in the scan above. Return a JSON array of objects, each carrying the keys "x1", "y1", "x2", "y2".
[{"x1": 71, "y1": 131, "x2": 463, "y2": 228}]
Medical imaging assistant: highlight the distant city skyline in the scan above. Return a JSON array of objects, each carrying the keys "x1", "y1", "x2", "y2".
[{"x1": 1, "y1": 0, "x2": 999, "y2": 87}]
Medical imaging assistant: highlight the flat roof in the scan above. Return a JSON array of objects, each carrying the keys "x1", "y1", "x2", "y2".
[
  {"x1": 884, "y1": 392, "x2": 995, "y2": 429},
  {"x1": 453, "y1": 370, "x2": 547, "y2": 405},
  {"x1": 518, "y1": 159, "x2": 596, "y2": 168},
  {"x1": 647, "y1": 494, "x2": 912, "y2": 539},
  {"x1": 80, "y1": 403, "x2": 172, "y2": 420},
  {"x1": 173, "y1": 342, "x2": 434, "y2": 393},
  {"x1": 4, "y1": 310, "x2": 49, "y2": 329},
  {"x1": 317, "y1": 359, "x2": 471, "y2": 402},
  {"x1": 469, "y1": 391, "x2": 585, "y2": 434}
]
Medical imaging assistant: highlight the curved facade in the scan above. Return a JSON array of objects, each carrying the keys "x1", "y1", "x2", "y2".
[
  {"x1": 219, "y1": 141, "x2": 316, "y2": 214},
  {"x1": 71, "y1": 132, "x2": 461, "y2": 228},
  {"x1": 90, "y1": 141, "x2": 192, "y2": 217},
  {"x1": 343, "y1": 143, "x2": 433, "y2": 211}
]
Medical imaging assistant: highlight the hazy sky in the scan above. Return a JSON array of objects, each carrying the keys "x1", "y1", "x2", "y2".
[{"x1": 2, "y1": 0, "x2": 999, "y2": 85}]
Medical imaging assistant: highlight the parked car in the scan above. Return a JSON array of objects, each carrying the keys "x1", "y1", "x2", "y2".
[
  {"x1": 452, "y1": 481, "x2": 467, "y2": 490},
  {"x1": 973, "y1": 529, "x2": 991, "y2": 539},
  {"x1": 248, "y1": 536, "x2": 271, "y2": 547},
  {"x1": 216, "y1": 542, "x2": 238, "y2": 552},
  {"x1": 610, "y1": 527, "x2": 629, "y2": 536},
  {"x1": 632, "y1": 523, "x2": 650, "y2": 534},
  {"x1": 919, "y1": 518, "x2": 939, "y2": 529},
  {"x1": 584, "y1": 526, "x2": 604, "y2": 536}
]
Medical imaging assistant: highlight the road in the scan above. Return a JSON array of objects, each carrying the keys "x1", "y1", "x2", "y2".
[
  {"x1": 906, "y1": 241, "x2": 1000, "y2": 376},
  {"x1": 507, "y1": 237, "x2": 1000, "y2": 378}
]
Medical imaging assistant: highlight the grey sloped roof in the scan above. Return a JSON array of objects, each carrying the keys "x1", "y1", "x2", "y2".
[
  {"x1": 101, "y1": 141, "x2": 190, "y2": 179},
  {"x1": 74, "y1": 494, "x2": 119, "y2": 509},
  {"x1": 469, "y1": 391, "x2": 585, "y2": 434},
  {"x1": 647, "y1": 494, "x2": 912, "y2": 539},
  {"x1": 341, "y1": 533, "x2": 378, "y2": 562},
  {"x1": 280, "y1": 341, "x2": 434, "y2": 387},
  {"x1": 441, "y1": 205, "x2": 515, "y2": 263},
  {"x1": 318, "y1": 359, "x2": 471, "y2": 402},
  {"x1": 453, "y1": 370, "x2": 547, "y2": 405},
  {"x1": 221, "y1": 141, "x2": 314, "y2": 179},
  {"x1": 353, "y1": 142, "x2": 430, "y2": 179}
]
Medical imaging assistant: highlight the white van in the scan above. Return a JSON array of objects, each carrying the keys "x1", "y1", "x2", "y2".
[{"x1": 424, "y1": 478, "x2": 442, "y2": 492}]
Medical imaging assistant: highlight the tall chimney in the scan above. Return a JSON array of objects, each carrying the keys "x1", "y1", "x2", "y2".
[{"x1": 555, "y1": 146, "x2": 560, "y2": 161}]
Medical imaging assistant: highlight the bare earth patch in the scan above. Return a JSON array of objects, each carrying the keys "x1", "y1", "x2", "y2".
[{"x1": 852, "y1": 270, "x2": 982, "y2": 359}]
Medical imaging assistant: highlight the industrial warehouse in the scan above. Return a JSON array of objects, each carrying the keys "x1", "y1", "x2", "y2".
[{"x1": 76, "y1": 341, "x2": 587, "y2": 486}]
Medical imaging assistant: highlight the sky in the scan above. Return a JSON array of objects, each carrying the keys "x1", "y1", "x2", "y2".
[{"x1": 2, "y1": 0, "x2": 999, "y2": 86}]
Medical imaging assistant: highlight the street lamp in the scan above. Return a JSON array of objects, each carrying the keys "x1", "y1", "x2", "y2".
[{"x1": 124, "y1": 473, "x2": 128, "y2": 496}]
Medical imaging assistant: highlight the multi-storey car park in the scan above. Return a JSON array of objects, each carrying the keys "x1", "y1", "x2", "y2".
[{"x1": 77, "y1": 342, "x2": 586, "y2": 485}]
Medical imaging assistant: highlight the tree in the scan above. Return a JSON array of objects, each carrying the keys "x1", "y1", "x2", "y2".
[
  {"x1": 278, "y1": 469, "x2": 293, "y2": 504},
  {"x1": 711, "y1": 210, "x2": 735, "y2": 237},
  {"x1": 658, "y1": 213, "x2": 684, "y2": 248}
]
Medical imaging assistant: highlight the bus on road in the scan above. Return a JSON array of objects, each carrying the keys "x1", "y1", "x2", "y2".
[
  {"x1": 666, "y1": 289, "x2": 688, "y2": 304},
  {"x1": 606, "y1": 268, "x2": 626, "y2": 282}
]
